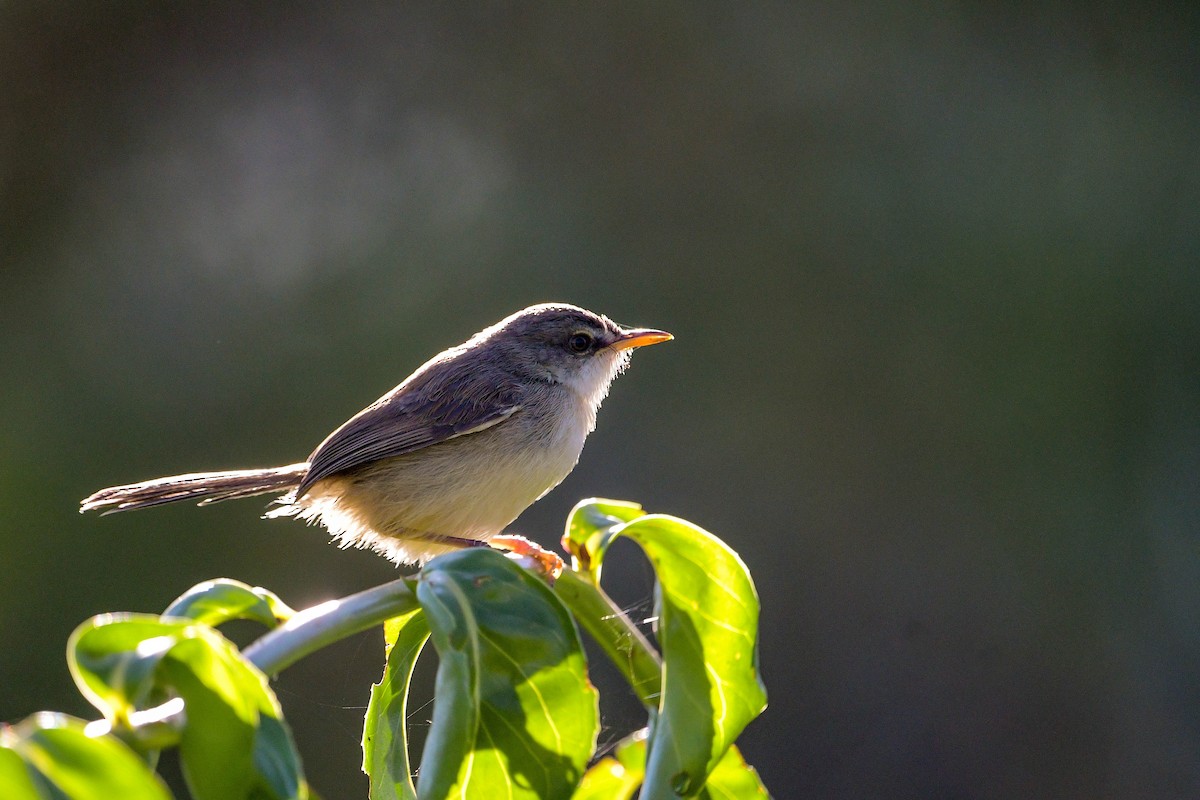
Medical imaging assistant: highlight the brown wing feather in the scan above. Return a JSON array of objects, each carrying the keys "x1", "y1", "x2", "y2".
[{"x1": 296, "y1": 359, "x2": 524, "y2": 497}]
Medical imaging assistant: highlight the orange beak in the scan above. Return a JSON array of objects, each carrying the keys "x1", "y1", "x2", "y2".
[{"x1": 609, "y1": 327, "x2": 674, "y2": 351}]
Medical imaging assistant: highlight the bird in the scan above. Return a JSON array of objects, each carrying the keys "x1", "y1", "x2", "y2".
[{"x1": 80, "y1": 303, "x2": 672, "y2": 568}]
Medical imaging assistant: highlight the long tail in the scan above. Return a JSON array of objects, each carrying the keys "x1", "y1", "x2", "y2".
[{"x1": 80, "y1": 463, "x2": 309, "y2": 515}]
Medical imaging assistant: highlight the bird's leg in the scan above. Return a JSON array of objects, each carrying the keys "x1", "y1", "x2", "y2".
[
  {"x1": 490, "y1": 534, "x2": 565, "y2": 582},
  {"x1": 419, "y1": 533, "x2": 489, "y2": 549}
]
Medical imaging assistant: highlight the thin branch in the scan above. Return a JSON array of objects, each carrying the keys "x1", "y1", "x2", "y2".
[{"x1": 244, "y1": 575, "x2": 420, "y2": 675}]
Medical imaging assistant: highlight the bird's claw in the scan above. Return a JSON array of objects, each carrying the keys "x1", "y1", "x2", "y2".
[{"x1": 490, "y1": 534, "x2": 565, "y2": 583}]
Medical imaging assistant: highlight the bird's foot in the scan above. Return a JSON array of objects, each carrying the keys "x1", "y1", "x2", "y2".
[{"x1": 490, "y1": 534, "x2": 565, "y2": 583}]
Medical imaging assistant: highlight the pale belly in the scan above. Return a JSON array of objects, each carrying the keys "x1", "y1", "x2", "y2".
[{"x1": 282, "y1": 401, "x2": 589, "y2": 564}]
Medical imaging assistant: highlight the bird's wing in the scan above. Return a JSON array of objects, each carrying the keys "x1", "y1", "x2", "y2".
[{"x1": 296, "y1": 366, "x2": 523, "y2": 497}]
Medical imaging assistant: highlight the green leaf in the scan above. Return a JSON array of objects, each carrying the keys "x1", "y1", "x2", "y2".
[
  {"x1": 0, "y1": 744, "x2": 42, "y2": 798},
  {"x1": 614, "y1": 512, "x2": 767, "y2": 797},
  {"x1": 161, "y1": 632, "x2": 304, "y2": 800},
  {"x1": 561, "y1": 501, "x2": 768, "y2": 800},
  {"x1": 1, "y1": 713, "x2": 172, "y2": 800},
  {"x1": 699, "y1": 744, "x2": 771, "y2": 800},
  {"x1": 415, "y1": 549, "x2": 598, "y2": 800},
  {"x1": 67, "y1": 615, "x2": 305, "y2": 800},
  {"x1": 573, "y1": 733, "x2": 770, "y2": 800},
  {"x1": 552, "y1": 570, "x2": 662, "y2": 708},
  {"x1": 164, "y1": 579, "x2": 295, "y2": 628},
  {"x1": 624, "y1": 515, "x2": 766, "y2": 796},
  {"x1": 571, "y1": 730, "x2": 647, "y2": 800},
  {"x1": 253, "y1": 716, "x2": 306, "y2": 800},
  {"x1": 68, "y1": 614, "x2": 185, "y2": 723},
  {"x1": 561, "y1": 498, "x2": 646, "y2": 581},
  {"x1": 362, "y1": 608, "x2": 430, "y2": 800}
]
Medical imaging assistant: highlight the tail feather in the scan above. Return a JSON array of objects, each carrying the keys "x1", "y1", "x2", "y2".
[{"x1": 80, "y1": 463, "x2": 309, "y2": 515}]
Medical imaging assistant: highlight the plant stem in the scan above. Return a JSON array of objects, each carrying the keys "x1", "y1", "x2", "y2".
[
  {"x1": 244, "y1": 576, "x2": 420, "y2": 675},
  {"x1": 553, "y1": 569, "x2": 662, "y2": 709}
]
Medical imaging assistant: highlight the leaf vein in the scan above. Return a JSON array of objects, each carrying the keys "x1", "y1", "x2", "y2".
[{"x1": 477, "y1": 629, "x2": 566, "y2": 754}]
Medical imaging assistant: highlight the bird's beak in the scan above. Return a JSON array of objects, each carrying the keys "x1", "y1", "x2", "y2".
[{"x1": 609, "y1": 327, "x2": 674, "y2": 351}]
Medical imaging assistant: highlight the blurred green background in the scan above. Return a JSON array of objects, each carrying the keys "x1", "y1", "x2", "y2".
[{"x1": 3, "y1": 3, "x2": 1199, "y2": 797}]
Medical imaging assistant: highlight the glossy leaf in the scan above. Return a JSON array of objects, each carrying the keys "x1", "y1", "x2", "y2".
[
  {"x1": 552, "y1": 569, "x2": 663, "y2": 708},
  {"x1": 68, "y1": 615, "x2": 185, "y2": 722},
  {"x1": 570, "y1": 729, "x2": 647, "y2": 800},
  {"x1": 0, "y1": 745, "x2": 42, "y2": 798},
  {"x1": 573, "y1": 732, "x2": 770, "y2": 800},
  {"x1": 700, "y1": 744, "x2": 771, "y2": 800},
  {"x1": 620, "y1": 514, "x2": 767, "y2": 796},
  {"x1": 362, "y1": 608, "x2": 430, "y2": 800},
  {"x1": 415, "y1": 548, "x2": 598, "y2": 800},
  {"x1": 253, "y1": 715, "x2": 306, "y2": 798},
  {"x1": 0, "y1": 712, "x2": 172, "y2": 800},
  {"x1": 164, "y1": 635, "x2": 303, "y2": 800},
  {"x1": 564, "y1": 500, "x2": 768, "y2": 798},
  {"x1": 164, "y1": 579, "x2": 295, "y2": 628},
  {"x1": 67, "y1": 614, "x2": 304, "y2": 800},
  {"x1": 560, "y1": 498, "x2": 646, "y2": 581}
]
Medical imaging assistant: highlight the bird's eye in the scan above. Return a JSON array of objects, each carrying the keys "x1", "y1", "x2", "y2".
[{"x1": 567, "y1": 332, "x2": 594, "y2": 353}]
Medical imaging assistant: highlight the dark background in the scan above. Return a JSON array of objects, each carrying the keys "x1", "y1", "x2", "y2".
[{"x1": 3, "y1": 4, "x2": 1199, "y2": 798}]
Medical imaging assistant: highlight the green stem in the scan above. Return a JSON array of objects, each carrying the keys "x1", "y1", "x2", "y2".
[
  {"x1": 553, "y1": 568, "x2": 662, "y2": 709},
  {"x1": 244, "y1": 576, "x2": 420, "y2": 675}
]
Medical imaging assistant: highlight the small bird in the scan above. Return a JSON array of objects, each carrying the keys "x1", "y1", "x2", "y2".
[{"x1": 80, "y1": 304, "x2": 672, "y2": 568}]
